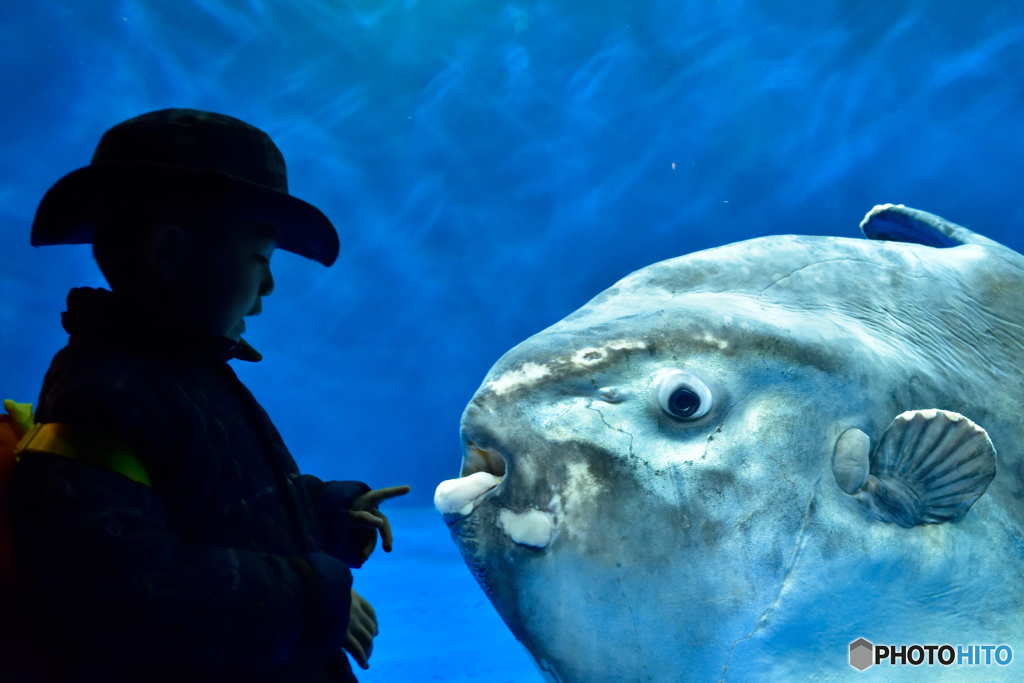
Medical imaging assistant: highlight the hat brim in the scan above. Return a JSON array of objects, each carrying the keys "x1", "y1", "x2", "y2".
[{"x1": 31, "y1": 162, "x2": 340, "y2": 267}]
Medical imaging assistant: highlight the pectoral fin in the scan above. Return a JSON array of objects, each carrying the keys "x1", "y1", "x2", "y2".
[
  {"x1": 836, "y1": 410, "x2": 995, "y2": 528},
  {"x1": 832, "y1": 427, "x2": 870, "y2": 494}
]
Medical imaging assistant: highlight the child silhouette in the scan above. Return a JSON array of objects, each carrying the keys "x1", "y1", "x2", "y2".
[{"x1": 8, "y1": 109, "x2": 409, "y2": 682}]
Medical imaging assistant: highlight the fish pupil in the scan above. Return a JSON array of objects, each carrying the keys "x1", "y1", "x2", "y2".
[{"x1": 670, "y1": 388, "x2": 700, "y2": 417}]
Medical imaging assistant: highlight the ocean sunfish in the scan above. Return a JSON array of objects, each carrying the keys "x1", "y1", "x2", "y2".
[{"x1": 435, "y1": 205, "x2": 1024, "y2": 682}]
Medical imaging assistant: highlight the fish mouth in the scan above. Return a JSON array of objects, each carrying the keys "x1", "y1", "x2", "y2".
[
  {"x1": 434, "y1": 442, "x2": 507, "y2": 519},
  {"x1": 460, "y1": 442, "x2": 507, "y2": 478}
]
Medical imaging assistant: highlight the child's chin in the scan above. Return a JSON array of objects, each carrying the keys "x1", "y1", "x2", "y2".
[{"x1": 225, "y1": 320, "x2": 245, "y2": 340}]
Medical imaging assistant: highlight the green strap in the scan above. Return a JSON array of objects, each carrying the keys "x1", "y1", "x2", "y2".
[
  {"x1": 14, "y1": 421, "x2": 152, "y2": 488},
  {"x1": 3, "y1": 399, "x2": 34, "y2": 436}
]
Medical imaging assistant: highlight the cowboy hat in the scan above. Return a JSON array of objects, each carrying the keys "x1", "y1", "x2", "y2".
[{"x1": 30, "y1": 108, "x2": 340, "y2": 266}]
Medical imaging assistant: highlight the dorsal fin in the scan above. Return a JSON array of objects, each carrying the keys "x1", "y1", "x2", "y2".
[{"x1": 860, "y1": 204, "x2": 1005, "y2": 250}]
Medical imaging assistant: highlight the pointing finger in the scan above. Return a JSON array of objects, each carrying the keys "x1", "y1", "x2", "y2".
[{"x1": 359, "y1": 486, "x2": 411, "y2": 508}]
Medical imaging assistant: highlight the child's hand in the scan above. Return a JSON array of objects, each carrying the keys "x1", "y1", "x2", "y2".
[
  {"x1": 348, "y1": 485, "x2": 411, "y2": 561},
  {"x1": 344, "y1": 589, "x2": 377, "y2": 670}
]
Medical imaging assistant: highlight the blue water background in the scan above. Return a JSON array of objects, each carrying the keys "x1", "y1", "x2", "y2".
[{"x1": 1, "y1": 1, "x2": 1022, "y2": 679}]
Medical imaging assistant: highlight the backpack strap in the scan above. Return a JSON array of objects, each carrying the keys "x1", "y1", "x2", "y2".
[
  {"x1": 15, "y1": 423, "x2": 152, "y2": 488},
  {"x1": 0, "y1": 403, "x2": 31, "y2": 593},
  {"x1": 2, "y1": 400, "x2": 33, "y2": 437},
  {"x1": 0, "y1": 401, "x2": 151, "y2": 596}
]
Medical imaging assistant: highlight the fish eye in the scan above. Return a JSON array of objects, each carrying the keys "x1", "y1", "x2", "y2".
[{"x1": 656, "y1": 371, "x2": 713, "y2": 420}]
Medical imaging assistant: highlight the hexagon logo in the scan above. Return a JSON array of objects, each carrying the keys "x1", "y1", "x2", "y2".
[{"x1": 850, "y1": 638, "x2": 874, "y2": 671}]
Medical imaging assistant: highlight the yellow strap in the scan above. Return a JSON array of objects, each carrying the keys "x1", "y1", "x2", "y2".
[{"x1": 14, "y1": 422, "x2": 152, "y2": 488}]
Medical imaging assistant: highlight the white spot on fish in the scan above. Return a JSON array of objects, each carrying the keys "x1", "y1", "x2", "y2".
[
  {"x1": 565, "y1": 462, "x2": 603, "y2": 505},
  {"x1": 572, "y1": 340, "x2": 646, "y2": 367},
  {"x1": 573, "y1": 348, "x2": 606, "y2": 365},
  {"x1": 499, "y1": 508, "x2": 554, "y2": 547},
  {"x1": 607, "y1": 340, "x2": 646, "y2": 351},
  {"x1": 488, "y1": 362, "x2": 551, "y2": 395},
  {"x1": 546, "y1": 461, "x2": 606, "y2": 542},
  {"x1": 699, "y1": 332, "x2": 729, "y2": 350}
]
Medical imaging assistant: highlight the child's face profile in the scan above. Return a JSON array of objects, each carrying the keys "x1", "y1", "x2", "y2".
[{"x1": 145, "y1": 219, "x2": 277, "y2": 341}]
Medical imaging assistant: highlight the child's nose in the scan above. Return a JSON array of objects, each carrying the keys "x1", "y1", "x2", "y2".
[{"x1": 260, "y1": 269, "x2": 274, "y2": 297}]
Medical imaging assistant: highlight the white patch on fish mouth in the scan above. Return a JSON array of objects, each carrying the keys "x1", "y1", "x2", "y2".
[
  {"x1": 434, "y1": 472, "x2": 501, "y2": 517},
  {"x1": 487, "y1": 362, "x2": 551, "y2": 395},
  {"x1": 498, "y1": 508, "x2": 554, "y2": 547}
]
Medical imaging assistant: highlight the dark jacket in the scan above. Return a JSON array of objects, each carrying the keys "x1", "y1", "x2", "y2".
[{"x1": 8, "y1": 287, "x2": 370, "y2": 682}]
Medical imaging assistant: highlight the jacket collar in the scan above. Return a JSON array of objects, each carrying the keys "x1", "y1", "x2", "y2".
[{"x1": 61, "y1": 287, "x2": 262, "y2": 363}]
